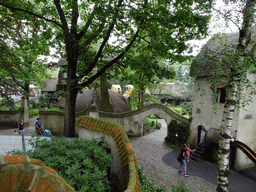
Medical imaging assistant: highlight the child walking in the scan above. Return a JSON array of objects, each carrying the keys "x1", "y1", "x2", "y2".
[{"x1": 186, "y1": 144, "x2": 195, "y2": 162}]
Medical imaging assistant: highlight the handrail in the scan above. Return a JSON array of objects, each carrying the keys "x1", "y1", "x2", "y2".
[{"x1": 205, "y1": 127, "x2": 237, "y2": 143}]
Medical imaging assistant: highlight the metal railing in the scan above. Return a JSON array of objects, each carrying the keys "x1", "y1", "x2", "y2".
[{"x1": 204, "y1": 127, "x2": 237, "y2": 144}]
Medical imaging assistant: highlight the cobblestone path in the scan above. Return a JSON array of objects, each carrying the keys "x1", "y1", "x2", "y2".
[{"x1": 129, "y1": 119, "x2": 216, "y2": 192}]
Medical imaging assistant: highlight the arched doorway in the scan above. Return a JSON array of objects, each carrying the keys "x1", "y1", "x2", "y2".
[
  {"x1": 197, "y1": 125, "x2": 205, "y2": 144},
  {"x1": 143, "y1": 114, "x2": 166, "y2": 136}
]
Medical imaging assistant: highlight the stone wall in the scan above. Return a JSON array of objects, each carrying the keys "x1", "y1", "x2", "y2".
[
  {"x1": 39, "y1": 111, "x2": 65, "y2": 135},
  {"x1": 39, "y1": 103, "x2": 189, "y2": 137},
  {"x1": 0, "y1": 98, "x2": 29, "y2": 128}
]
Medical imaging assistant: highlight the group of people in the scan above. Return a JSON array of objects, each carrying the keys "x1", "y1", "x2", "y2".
[
  {"x1": 177, "y1": 144, "x2": 195, "y2": 177},
  {"x1": 13, "y1": 118, "x2": 44, "y2": 136}
]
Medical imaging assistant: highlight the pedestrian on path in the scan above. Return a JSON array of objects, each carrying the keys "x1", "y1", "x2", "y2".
[
  {"x1": 186, "y1": 144, "x2": 195, "y2": 162},
  {"x1": 35, "y1": 118, "x2": 44, "y2": 136},
  {"x1": 178, "y1": 144, "x2": 189, "y2": 176},
  {"x1": 18, "y1": 120, "x2": 25, "y2": 135}
]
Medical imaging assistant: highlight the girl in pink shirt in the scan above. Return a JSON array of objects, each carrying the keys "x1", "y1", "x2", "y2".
[{"x1": 186, "y1": 144, "x2": 195, "y2": 162}]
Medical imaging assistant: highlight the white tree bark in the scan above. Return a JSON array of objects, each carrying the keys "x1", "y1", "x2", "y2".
[{"x1": 216, "y1": 0, "x2": 256, "y2": 191}]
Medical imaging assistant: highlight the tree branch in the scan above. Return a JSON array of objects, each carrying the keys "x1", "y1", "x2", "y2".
[
  {"x1": 53, "y1": 0, "x2": 69, "y2": 34},
  {"x1": 81, "y1": 0, "x2": 124, "y2": 77},
  {"x1": 0, "y1": 3, "x2": 63, "y2": 29},
  {"x1": 71, "y1": 0, "x2": 79, "y2": 36},
  {"x1": 79, "y1": 25, "x2": 142, "y2": 88},
  {"x1": 84, "y1": 21, "x2": 106, "y2": 46},
  {"x1": 212, "y1": 7, "x2": 240, "y2": 30},
  {"x1": 77, "y1": 7, "x2": 96, "y2": 40}
]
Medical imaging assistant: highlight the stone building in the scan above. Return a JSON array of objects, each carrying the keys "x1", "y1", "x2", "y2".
[{"x1": 189, "y1": 31, "x2": 256, "y2": 170}]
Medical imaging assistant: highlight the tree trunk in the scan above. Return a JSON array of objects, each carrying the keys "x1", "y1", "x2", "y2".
[
  {"x1": 217, "y1": 77, "x2": 239, "y2": 192},
  {"x1": 63, "y1": 46, "x2": 78, "y2": 137},
  {"x1": 216, "y1": 1, "x2": 255, "y2": 191},
  {"x1": 24, "y1": 83, "x2": 30, "y2": 107},
  {"x1": 64, "y1": 88, "x2": 78, "y2": 137},
  {"x1": 100, "y1": 72, "x2": 112, "y2": 112}
]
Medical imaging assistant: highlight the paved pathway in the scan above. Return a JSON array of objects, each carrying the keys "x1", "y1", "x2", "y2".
[
  {"x1": 0, "y1": 116, "x2": 50, "y2": 155},
  {"x1": 129, "y1": 119, "x2": 256, "y2": 192}
]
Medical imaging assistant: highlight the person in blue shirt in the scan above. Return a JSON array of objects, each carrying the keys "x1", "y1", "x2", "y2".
[{"x1": 35, "y1": 118, "x2": 44, "y2": 135}]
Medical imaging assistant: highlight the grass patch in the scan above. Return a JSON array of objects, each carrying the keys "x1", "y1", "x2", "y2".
[{"x1": 28, "y1": 109, "x2": 39, "y2": 117}]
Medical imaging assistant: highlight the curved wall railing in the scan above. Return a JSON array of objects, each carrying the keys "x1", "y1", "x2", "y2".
[
  {"x1": 0, "y1": 155, "x2": 75, "y2": 192},
  {"x1": 76, "y1": 116, "x2": 141, "y2": 192},
  {"x1": 99, "y1": 103, "x2": 190, "y2": 124}
]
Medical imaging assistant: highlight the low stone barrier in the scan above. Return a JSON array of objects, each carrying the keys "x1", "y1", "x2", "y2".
[
  {"x1": 0, "y1": 155, "x2": 75, "y2": 192},
  {"x1": 76, "y1": 116, "x2": 141, "y2": 192}
]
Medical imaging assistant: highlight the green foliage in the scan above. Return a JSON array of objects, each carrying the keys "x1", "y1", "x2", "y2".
[
  {"x1": 138, "y1": 167, "x2": 167, "y2": 192},
  {"x1": 144, "y1": 118, "x2": 157, "y2": 129},
  {"x1": 43, "y1": 107, "x2": 59, "y2": 111},
  {"x1": 0, "y1": 97, "x2": 20, "y2": 111},
  {"x1": 25, "y1": 136, "x2": 113, "y2": 192},
  {"x1": 28, "y1": 109, "x2": 39, "y2": 117},
  {"x1": 177, "y1": 102, "x2": 193, "y2": 116},
  {"x1": 165, "y1": 120, "x2": 190, "y2": 148},
  {"x1": 169, "y1": 106, "x2": 189, "y2": 116},
  {"x1": 170, "y1": 182, "x2": 191, "y2": 192},
  {"x1": 29, "y1": 91, "x2": 68, "y2": 110},
  {"x1": 6, "y1": 149, "x2": 23, "y2": 155},
  {"x1": 148, "y1": 114, "x2": 160, "y2": 119}
]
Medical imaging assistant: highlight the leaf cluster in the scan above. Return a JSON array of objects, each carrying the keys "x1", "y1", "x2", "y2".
[
  {"x1": 26, "y1": 136, "x2": 113, "y2": 192},
  {"x1": 165, "y1": 120, "x2": 190, "y2": 148}
]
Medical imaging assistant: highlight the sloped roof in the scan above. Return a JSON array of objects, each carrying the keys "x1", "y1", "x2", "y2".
[
  {"x1": 150, "y1": 83, "x2": 191, "y2": 98},
  {"x1": 57, "y1": 58, "x2": 68, "y2": 67},
  {"x1": 42, "y1": 77, "x2": 58, "y2": 92},
  {"x1": 56, "y1": 88, "x2": 131, "y2": 113},
  {"x1": 190, "y1": 28, "x2": 256, "y2": 77}
]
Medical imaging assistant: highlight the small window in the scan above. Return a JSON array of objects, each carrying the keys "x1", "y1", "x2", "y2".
[{"x1": 217, "y1": 88, "x2": 226, "y2": 103}]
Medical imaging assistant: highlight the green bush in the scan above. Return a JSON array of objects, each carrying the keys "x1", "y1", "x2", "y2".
[
  {"x1": 144, "y1": 118, "x2": 157, "y2": 128},
  {"x1": 42, "y1": 107, "x2": 59, "y2": 111},
  {"x1": 138, "y1": 167, "x2": 167, "y2": 192},
  {"x1": 170, "y1": 182, "x2": 191, "y2": 192},
  {"x1": 165, "y1": 120, "x2": 190, "y2": 148},
  {"x1": 28, "y1": 109, "x2": 39, "y2": 117},
  {"x1": 25, "y1": 136, "x2": 113, "y2": 192},
  {"x1": 169, "y1": 107, "x2": 188, "y2": 116},
  {"x1": 178, "y1": 102, "x2": 193, "y2": 116}
]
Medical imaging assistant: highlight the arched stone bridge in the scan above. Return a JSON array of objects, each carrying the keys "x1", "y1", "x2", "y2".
[{"x1": 96, "y1": 103, "x2": 190, "y2": 136}]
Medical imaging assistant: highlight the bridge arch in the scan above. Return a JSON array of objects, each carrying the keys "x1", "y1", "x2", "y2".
[{"x1": 98, "y1": 103, "x2": 190, "y2": 136}]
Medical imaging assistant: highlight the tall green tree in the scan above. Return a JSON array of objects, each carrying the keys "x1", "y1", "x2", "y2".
[
  {"x1": 0, "y1": 0, "x2": 212, "y2": 137},
  {"x1": 0, "y1": 8, "x2": 50, "y2": 104}
]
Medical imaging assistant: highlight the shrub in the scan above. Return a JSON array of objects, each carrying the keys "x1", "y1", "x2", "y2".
[
  {"x1": 169, "y1": 107, "x2": 188, "y2": 116},
  {"x1": 28, "y1": 109, "x2": 39, "y2": 117},
  {"x1": 165, "y1": 120, "x2": 190, "y2": 148},
  {"x1": 178, "y1": 102, "x2": 193, "y2": 116},
  {"x1": 138, "y1": 167, "x2": 167, "y2": 192},
  {"x1": 25, "y1": 136, "x2": 113, "y2": 192},
  {"x1": 170, "y1": 182, "x2": 191, "y2": 192}
]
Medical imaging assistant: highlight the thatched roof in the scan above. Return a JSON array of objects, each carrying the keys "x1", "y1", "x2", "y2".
[
  {"x1": 55, "y1": 88, "x2": 131, "y2": 113},
  {"x1": 150, "y1": 83, "x2": 191, "y2": 99},
  {"x1": 42, "y1": 77, "x2": 58, "y2": 92},
  {"x1": 190, "y1": 29, "x2": 256, "y2": 77},
  {"x1": 57, "y1": 58, "x2": 68, "y2": 67}
]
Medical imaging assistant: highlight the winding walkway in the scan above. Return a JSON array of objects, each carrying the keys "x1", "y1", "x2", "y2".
[{"x1": 129, "y1": 119, "x2": 256, "y2": 192}]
